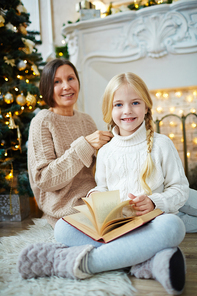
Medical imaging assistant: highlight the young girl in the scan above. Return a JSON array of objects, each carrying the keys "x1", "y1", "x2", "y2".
[{"x1": 19, "y1": 72, "x2": 188, "y2": 295}]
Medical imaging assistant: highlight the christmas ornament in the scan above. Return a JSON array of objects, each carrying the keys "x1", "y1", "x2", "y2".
[
  {"x1": 26, "y1": 92, "x2": 37, "y2": 107},
  {"x1": 31, "y1": 64, "x2": 40, "y2": 75},
  {"x1": 17, "y1": 59, "x2": 27, "y2": 71},
  {"x1": 21, "y1": 38, "x2": 35, "y2": 54},
  {"x1": 6, "y1": 22, "x2": 17, "y2": 32},
  {"x1": 4, "y1": 92, "x2": 14, "y2": 104},
  {"x1": 18, "y1": 24, "x2": 27, "y2": 35},
  {"x1": 0, "y1": 15, "x2": 5, "y2": 27},
  {"x1": 8, "y1": 114, "x2": 17, "y2": 129},
  {"x1": 16, "y1": 93, "x2": 26, "y2": 106},
  {"x1": 4, "y1": 56, "x2": 16, "y2": 67},
  {"x1": 16, "y1": 4, "x2": 27, "y2": 14}
]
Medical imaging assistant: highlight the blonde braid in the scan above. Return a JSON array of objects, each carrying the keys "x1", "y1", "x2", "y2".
[{"x1": 140, "y1": 109, "x2": 155, "y2": 195}]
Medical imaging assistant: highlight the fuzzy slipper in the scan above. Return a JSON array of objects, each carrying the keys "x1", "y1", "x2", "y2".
[
  {"x1": 130, "y1": 247, "x2": 186, "y2": 295},
  {"x1": 18, "y1": 242, "x2": 94, "y2": 280}
]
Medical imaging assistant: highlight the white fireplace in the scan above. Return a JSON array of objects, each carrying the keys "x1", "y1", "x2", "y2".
[{"x1": 62, "y1": 0, "x2": 197, "y2": 131}]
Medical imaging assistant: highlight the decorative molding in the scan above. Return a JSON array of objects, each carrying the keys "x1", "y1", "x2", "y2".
[{"x1": 116, "y1": 11, "x2": 197, "y2": 58}]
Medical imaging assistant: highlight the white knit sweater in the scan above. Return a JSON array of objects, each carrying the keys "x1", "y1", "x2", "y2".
[
  {"x1": 90, "y1": 121, "x2": 189, "y2": 214},
  {"x1": 28, "y1": 109, "x2": 97, "y2": 227}
]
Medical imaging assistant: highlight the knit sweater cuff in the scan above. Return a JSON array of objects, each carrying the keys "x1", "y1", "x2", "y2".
[{"x1": 71, "y1": 136, "x2": 95, "y2": 168}]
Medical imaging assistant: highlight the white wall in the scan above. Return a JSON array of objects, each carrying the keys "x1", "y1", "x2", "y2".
[{"x1": 23, "y1": 0, "x2": 80, "y2": 62}]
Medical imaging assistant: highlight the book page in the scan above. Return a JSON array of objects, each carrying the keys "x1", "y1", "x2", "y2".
[
  {"x1": 63, "y1": 213, "x2": 101, "y2": 241},
  {"x1": 73, "y1": 205, "x2": 97, "y2": 229},
  {"x1": 102, "y1": 200, "x2": 131, "y2": 227},
  {"x1": 91, "y1": 190, "x2": 120, "y2": 233}
]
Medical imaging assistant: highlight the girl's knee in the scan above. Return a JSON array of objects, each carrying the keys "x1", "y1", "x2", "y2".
[{"x1": 154, "y1": 214, "x2": 186, "y2": 245}]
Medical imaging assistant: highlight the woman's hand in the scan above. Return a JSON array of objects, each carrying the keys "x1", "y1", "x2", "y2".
[
  {"x1": 85, "y1": 130, "x2": 113, "y2": 150},
  {"x1": 128, "y1": 193, "x2": 155, "y2": 215}
]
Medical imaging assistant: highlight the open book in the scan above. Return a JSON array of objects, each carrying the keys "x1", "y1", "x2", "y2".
[{"x1": 63, "y1": 190, "x2": 163, "y2": 243}]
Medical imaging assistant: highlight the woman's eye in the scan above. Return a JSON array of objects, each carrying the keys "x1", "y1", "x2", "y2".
[
  {"x1": 68, "y1": 77, "x2": 74, "y2": 81},
  {"x1": 54, "y1": 80, "x2": 60, "y2": 84}
]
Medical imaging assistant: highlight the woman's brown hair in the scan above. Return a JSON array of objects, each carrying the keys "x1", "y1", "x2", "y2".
[{"x1": 39, "y1": 58, "x2": 80, "y2": 107}]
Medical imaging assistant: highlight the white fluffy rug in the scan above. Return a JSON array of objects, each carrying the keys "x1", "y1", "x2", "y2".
[{"x1": 0, "y1": 218, "x2": 135, "y2": 296}]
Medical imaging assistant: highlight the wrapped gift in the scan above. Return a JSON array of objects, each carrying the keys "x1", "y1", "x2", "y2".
[
  {"x1": 76, "y1": 0, "x2": 95, "y2": 12},
  {"x1": 80, "y1": 9, "x2": 100, "y2": 21},
  {"x1": 0, "y1": 193, "x2": 30, "y2": 221}
]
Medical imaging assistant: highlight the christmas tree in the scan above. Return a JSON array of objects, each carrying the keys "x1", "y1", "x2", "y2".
[{"x1": 0, "y1": 0, "x2": 45, "y2": 198}]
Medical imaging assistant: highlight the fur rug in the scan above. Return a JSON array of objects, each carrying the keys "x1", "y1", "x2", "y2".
[{"x1": 0, "y1": 218, "x2": 135, "y2": 296}]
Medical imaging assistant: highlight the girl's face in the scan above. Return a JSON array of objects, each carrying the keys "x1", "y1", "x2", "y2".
[
  {"x1": 52, "y1": 64, "x2": 79, "y2": 115},
  {"x1": 112, "y1": 83, "x2": 148, "y2": 136}
]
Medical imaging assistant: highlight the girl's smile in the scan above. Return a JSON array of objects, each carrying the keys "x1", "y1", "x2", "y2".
[{"x1": 112, "y1": 83, "x2": 148, "y2": 136}]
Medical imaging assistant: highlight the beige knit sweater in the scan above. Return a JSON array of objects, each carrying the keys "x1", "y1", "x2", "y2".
[{"x1": 28, "y1": 109, "x2": 97, "y2": 228}]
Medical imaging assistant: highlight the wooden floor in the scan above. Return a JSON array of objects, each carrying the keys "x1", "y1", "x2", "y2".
[{"x1": 0, "y1": 207, "x2": 197, "y2": 296}]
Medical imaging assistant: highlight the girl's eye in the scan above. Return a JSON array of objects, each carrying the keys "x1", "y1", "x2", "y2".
[
  {"x1": 114, "y1": 103, "x2": 122, "y2": 107},
  {"x1": 54, "y1": 80, "x2": 60, "y2": 84},
  {"x1": 133, "y1": 101, "x2": 139, "y2": 105},
  {"x1": 68, "y1": 77, "x2": 74, "y2": 81}
]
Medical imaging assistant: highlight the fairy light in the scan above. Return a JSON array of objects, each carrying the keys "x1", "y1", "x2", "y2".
[
  {"x1": 17, "y1": 75, "x2": 22, "y2": 79},
  {"x1": 25, "y1": 70, "x2": 28, "y2": 73},
  {"x1": 155, "y1": 92, "x2": 162, "y2": 99},
  {"x1": 4, "y1": 151, "x2": 7, "y2": 157},
  {"x1": 5, "y1": 77, "x2": 8, "y2": 81},
  {"x1": 15, "y1": 87, "x2": 19, "y2": 91},
  {"x1": 179, "y1": 109, "x2": 184, "y2": 115},
  {"x1": 175, "y1": 91, "x2": 182, "y2": 97},
  {"x1": 156, "y1": 107, "x2": 163, "y2": 113},
  {"x1": 170, "y1": 107, "x2": 175, "y2": 113},
  {"x1": 190, "y1": 108, "x2": 196, "y2": 113},
  {"x1": 59, "y1": 52, "x2": 63, "y2": 57},
  {"x1": 163, "y1": 92, "x2": 169, "y2": 99},
  {"x1": 62, "y1": 39, "x2": 66, "y2": 44},
  {"x1": 186, "y1": 95, "x2": 193, "y2": 102},
  {"x1": 159, "y1": 121, "x2": 163, "y2": 126},
  {"x1": 191, "y1": 122, "x2": 197, "y2": 128},
  {"x1": 21, "y1": 106, "x2": 25, "y2": 110},
  {"x1": 170, "y1": 121, "x2": 176, "y2": 127},
  {"x1": 187, "y1": 152, "x2": 191, "y2": 158},
  {"x1": 28, "y1": 106, "x2": 33, "y2": 110},
  {"x1": 26, "y1": 79, "x2": 29, "y2": 83},
  {"x1": 5, "y1": 169, "x2": 13, "y2": 180},
  {"x1": 40, "y1": 95, "x2": 43, "y2": 99},
  {"x1": 24, "y1": 60, "x2": 27, "y2": 63},
  {"x1": 193, "y1": 137, "x2": 197, "y2": 145},
  {"x1": 193, "y1": 90, "x2": 197, "y2": 96},
  {"x1": 169, "y1": 133, "x2": 175, "y2": 139}
]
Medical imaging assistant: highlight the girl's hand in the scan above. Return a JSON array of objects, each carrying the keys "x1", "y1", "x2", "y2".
[
  {"x1": 128, "y1": 193, "x2": 155, "y2": 216},
  {"x1": 85, "y1": 130, "x2": 113, "y2": 150}
]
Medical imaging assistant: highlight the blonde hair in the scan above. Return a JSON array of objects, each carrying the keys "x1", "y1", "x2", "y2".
[{"x1": 102, "y1": 72, "x2": 154, "y2": 195}]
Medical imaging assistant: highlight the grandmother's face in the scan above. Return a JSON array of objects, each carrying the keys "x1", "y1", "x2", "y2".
[{"x1": 52, "y1": 64, "x2": 79, "y2": 115}]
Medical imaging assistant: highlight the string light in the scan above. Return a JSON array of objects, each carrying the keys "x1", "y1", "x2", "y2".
[
  {"x1": 156, "y1": 107, "x2": 163, "y2": 113},
  {"x1": 58, "y1": 52, "x2": 63, "y2": 56},
  {"x1": 5, "y1": 77, "x2": 8, "y2": 81},
  {"x1": 190, "y1": 108, "x2": 196, "y2": 113},
  {"x1": 4, "y1": 150, "x2": 7, "y2": 157},
  {"x1": 163, "y1": 92, "x2": 169, "y2": 99},
  {"x1": 155, "y1": 92, "x2": 162, "y2": 99},
  {"x1": 170, "y1": 107, "x2": 175, "y2": 113},
  {"x1": 193, "y1": 137, "x2": 197, "y2": 145},
  {"x1": 15, "y1": 87, "x2": 19, "y2": 91},
  {"x1": 186, "y1": 95, "x2": 193, "y2": 102},
  {"x1": 187, "y1": 152, "x2": 191, "y2": 158},
  {"x1": 169, "y1": 133, "x2": 175, "y2": 139},
  {"x1": 191, "y1": 122, "x2": 197, "y2": 128},
  {"x1": 175, "y1": 91, "x2": 182, "y2": 97},
  {"x1": 62, "y1": 39, "x2": 66, "y2": 44}
]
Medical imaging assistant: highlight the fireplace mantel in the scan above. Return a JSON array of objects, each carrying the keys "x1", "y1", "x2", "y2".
[{"x1": 62, "y1": 0, "x2": 197, "y2": 130}]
